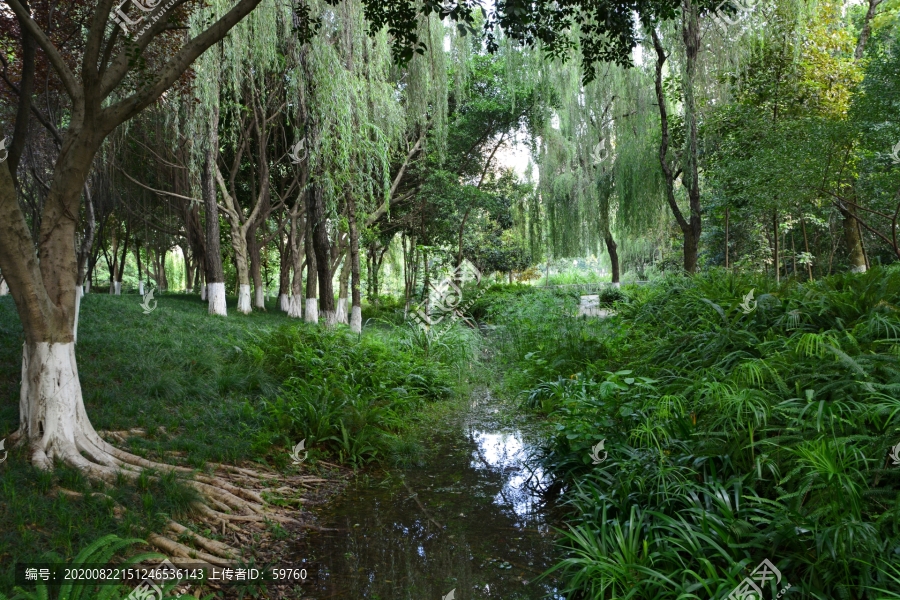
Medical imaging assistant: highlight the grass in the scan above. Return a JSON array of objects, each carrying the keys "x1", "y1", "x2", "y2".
[
  {"x1": 0, "y1": 291, "x2": 476, "y2": 596},
  {"x1": 484, "y1": 267, "x2": 900, "y2": 599}
]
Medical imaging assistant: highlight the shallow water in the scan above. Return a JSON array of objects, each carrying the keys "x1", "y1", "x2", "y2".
[{"x1": 293, "y1": 390, "x2": 563, "y2": 599}]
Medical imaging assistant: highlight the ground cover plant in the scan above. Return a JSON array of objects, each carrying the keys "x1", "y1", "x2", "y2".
[{"x1": 485, "y1": 268, "x2": 900, "y2": 599}]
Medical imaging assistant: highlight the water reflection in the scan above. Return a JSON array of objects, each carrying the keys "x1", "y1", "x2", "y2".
[{"x1": 294, "y1": 391, "x2": 562, "y2": 599}]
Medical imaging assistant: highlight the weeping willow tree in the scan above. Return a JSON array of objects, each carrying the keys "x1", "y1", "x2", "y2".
[
  {"x1": 530, "y1": 0, "x2": 781, "y2": 278},
  {"x1": 286, "y1": 0, "x2": 405, "y2": 324},
  {"x1": 535, "y1": 52, "x2": 671, "y2": 282}
]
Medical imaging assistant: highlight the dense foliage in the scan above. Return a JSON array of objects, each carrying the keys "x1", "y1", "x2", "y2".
[
  {"x1": 238, "y1": 322, "x2": 475, "y2": 466},
  {"x1": 486, "y1": 269, "x2": 900, "y2": 598}
]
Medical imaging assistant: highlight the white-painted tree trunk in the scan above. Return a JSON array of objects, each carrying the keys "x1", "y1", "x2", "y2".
[
  {"x1": 84, "y1": 280, "x2": 90, "y2": 294},
  {"x1": 279, "y1": 294, "x2": 290, "y2": 312},
  {"x1": 139, "y1": 281, "x2": 145, "y2": 296},
  {"x1": 304, "y1": 298, "x2": 319, "y2": 323},
  {"x1": 115, "y1": 281, "x2": 122, "y2": 295},
  {"x1": 0, "y1": 278, "x2": 8, "y2": 296},
  {"x1": 18, "y1": 342, "x2": 116, "y2": 471},
  {"x1": 108, "y1": 280, "x2": 114, "y2": 295},
  {"x1": 287, "y1": 295, "x2": 303, "y2": 318},
  {"x1": 350, "y1": 305, "x2": 362, "y2": 333},
  {"x1": 612, "y1": 282, "x2": 621, "y2": 289},
  {"x1": 335, "y1": 297, "x2": 348, "y2": 324},
  {"x1": 254, "y1": 285, "x2": 265, "y2": 310},
  {"x1": 201, "y1": 284, "x2": 206, "y2": 301},
  {"x1": 323, "y1": 310, "x2": 337, "y2": 327},
  {"x1": 207, "y1": 282, "x2": 227, "y2": 316},
  {"x1": 74, "y1": 286, "x2": 83, "y2": 344},
  {"x1": 237, "y1": 284, "x2": 252, "y2": 314}
]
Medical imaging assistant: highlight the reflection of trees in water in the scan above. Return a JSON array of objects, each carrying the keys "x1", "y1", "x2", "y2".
[
  {"x1": 304, "y1": 394, "x2": 559, "y2": 598},
  {"x1": 336, "y1": 505, "x2": 476, "y2": 598}
]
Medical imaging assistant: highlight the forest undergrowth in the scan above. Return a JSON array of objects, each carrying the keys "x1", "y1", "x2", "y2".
[{"x1": 483, "y1": 268, "x2": 900, "y2": 599}]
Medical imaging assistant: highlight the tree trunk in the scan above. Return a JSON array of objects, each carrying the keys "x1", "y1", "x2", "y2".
[
  {"x1": 651, "y1": 27, "x2": 699, "y2": 274},
  {"x1": 336, "y1": 253, "x2": 350, "y2": 324},
  {"x1": 837, "y1": 207, "x2": 866, "y2": 273},
  {"x1": 348, "y1": 194, "x2": 362, "y2": 333},
  {"x1": 680, "y1": 0, "x2": 702, "y2": 273},
  {"x1": 203, "y1": 103, "x2": 227, "y2": 316},
  {"x1": 278, "y1": 227, "x2": 292, "y2": 312},
  {"x1": 724, "y1": 207, "x2": 729, "y2": 269},
  {"x1": 0, "y1": 129, "x2": 115, "y2": 469},
  {"x1": 74, "y1": 183, "x2": 96, "y2": 341},
  {"x1": 248, "y1": 231, "x2": 265, "y2": 310},
  {"x1": 605, "y1": 232, "x2": 620, "y2": 285},
  {"x1": 184, "y1": 247, "x2": 193, "y2": 292},
  {"x1": 310, "y1": 185, "x2": 334, "y2": 324},
  {"x1": 791, "y1": 230, "x2": 797, "y2": 277},
  {"x1": 304, "y1": 207, "x2": 318, "y2": 323},
  {"x1": 773, "y1": 210, "x2": 780, "y2": 282},
  {"x1": 288, "y1": 206, "x2": 305, "y2": 319},
  {"x1": 228, "y1": 224, "x2": 252, "y2": 313}
]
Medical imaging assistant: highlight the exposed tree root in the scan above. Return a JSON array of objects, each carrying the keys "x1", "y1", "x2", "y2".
[
  {"x1": 54, "y1": 487, "x2": 126, "y2": 518},
  {"x1": 18, "y1": 409, "x2": 348, "y2": 596},
  {"x1": 147, "y1": 534, "x2": 234, "y2": 567},
  {"x1": 167, "y1": 521, "x2": 235, "y2": 557}
]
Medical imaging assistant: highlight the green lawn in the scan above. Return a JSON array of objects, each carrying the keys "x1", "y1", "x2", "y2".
[{"x1": 0, "y1": 292, "x2": 471, "y2": 595}]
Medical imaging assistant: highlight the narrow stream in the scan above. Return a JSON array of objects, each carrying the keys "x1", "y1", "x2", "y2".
[{"x1": 294, "y1": 389, "x2": 563, "y2": 599}]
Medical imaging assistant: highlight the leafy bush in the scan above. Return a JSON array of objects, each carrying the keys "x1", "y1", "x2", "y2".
[
  {"x1": 490, "y1": 268, "x2": 900, "y2": 599},
  {"x1": 236, "y1": 322, "x2": 473, "y2": 466}
]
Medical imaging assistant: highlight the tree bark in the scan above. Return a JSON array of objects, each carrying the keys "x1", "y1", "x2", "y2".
[
  {"x1": 348, "y1": 193, "x2": 362, "y2": 333},
  {"x1": 651, "y1": 27, "x2": 700, "y2": 274},
  {"x1": 114, "y1": 221, "x2": 130, "y2": 294},
  {"x1": 310, "y1": 184, "x2": 335, "y2": 324},
  {"x1": 336, "y1": 253, "x2": 350, "y2": 324},
  {"x1": 288, "y1": 203, "x2": 305, "y2": 319},
  {"x1": 605, "y1": 232, "x2": 620, "y2": 285},
  {"x1": 248, "y1": 231, "x2": 265, "y2": 310},
  {"x1": 278, "y1": 225, "x2": 292, "y2": 312},
  {"x1": 203, "y1": 103, "x2": 227, "y2": 316},
  {"x1": 304, "y1": 205, "x2": 319, "y2": 323},
  {"x1": 840, "y1": 206, "x2": 867, "y2": 272}
]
